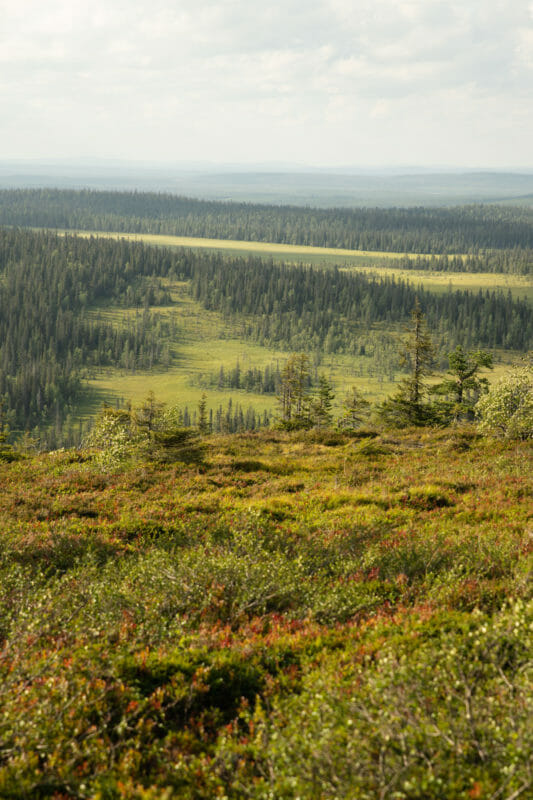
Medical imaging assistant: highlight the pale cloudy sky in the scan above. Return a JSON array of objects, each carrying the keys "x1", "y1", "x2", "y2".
[{"x1": 1, "y1": 0, "x2": 532, "y2": 167}]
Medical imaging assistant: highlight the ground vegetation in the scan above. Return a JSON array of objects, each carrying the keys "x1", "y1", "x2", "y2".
[{"x1": 0, "y1": 426, "x2": 530, "y2": 798}]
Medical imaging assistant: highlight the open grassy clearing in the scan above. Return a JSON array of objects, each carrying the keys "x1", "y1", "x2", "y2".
[
  {"x1": 82, "y1": 279, "x2": 520, "y2": 424},
  {"x1": 341, "y1": 266, "x2": 533, "y2": 301},
  {"x1": 85, "y1": 353, "x2": 516, "y2": 421},
  {"x1": 60, "y1": 229, "x2": 413, "y2": 261},
  {"x1": 84, "y1": 285, "x2": 401, "y2": 416},
  {"x1": 59, "y1": 229, "x2": 533, "y2": 301}
]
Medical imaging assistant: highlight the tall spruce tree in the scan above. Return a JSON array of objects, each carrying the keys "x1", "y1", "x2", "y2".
[
  {"x1": 310, "y1": 375, "x2": 335, "y2": 428},
  {"x1": 197, "y1": 393, "x2": 210, "y2": 435},
  {"x1": 377, "y1": 300, "x2": 435, "y2": 426}
]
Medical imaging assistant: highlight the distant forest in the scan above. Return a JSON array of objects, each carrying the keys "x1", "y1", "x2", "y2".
[
  {"x1": 190, "y1": 253, "x2": 532, "y2": 353},
  {"x1": 1, "y1": 189, "x2": 533, "y2": 268},
  {"x1": 0, "y1": 230, "x2": 172, "y2": 438},
  {"x1": 1, "y1": 228, "x2": 531, "y2": 442}
]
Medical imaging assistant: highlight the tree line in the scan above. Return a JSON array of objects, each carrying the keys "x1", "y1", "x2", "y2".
[
  {"x1": 2, "y1": 188, "x2": 533, "y2": 259},
  {"x1": 191, "y1": 256, "x2": 532, "y2": 353},
  {"x1": 386, "y1": 251, "x2": 532, "y2": 275},
  {"x1": 195, "y1": 361, "x2": 283, "y2": 395},
  {"x1": 0, "y1": 229, "x2": 172, "y2": 436},
  {"x1": 271, "y1": 309, "x2": 509, "y2": 432}
]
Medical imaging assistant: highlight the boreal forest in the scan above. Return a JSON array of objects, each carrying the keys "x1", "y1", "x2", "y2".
[
  {"x1": 0, "y1": 215, "x2": 531, "y2": 443},
  {"x1": 1, "y1": 187, "x2": 533, "y2": 260},
  {"x1": 0, "y1": 188, "x2": 532, "y2": 800}
]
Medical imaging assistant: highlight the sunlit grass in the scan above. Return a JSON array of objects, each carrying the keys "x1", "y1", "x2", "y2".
[{"x1": 60, "y1": 228, "x2": 412, "y2": 260}]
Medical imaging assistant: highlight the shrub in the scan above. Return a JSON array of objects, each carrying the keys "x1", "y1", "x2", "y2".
[
  {"x1": 476, "y1": 366, "x2": 533, "y2": 439},
  {"x1": 219, "y1": 602, "x2": 533, "y2": 800},
  {"x1": 84, "y1": 407, "x2": 138, "y2": 468},
  {"x1": 85, "y1": 401, "x2": 205, "y2": 467}
]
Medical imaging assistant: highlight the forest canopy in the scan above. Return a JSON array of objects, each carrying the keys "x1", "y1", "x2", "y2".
[{"x1": 1, "y1": 188, "x2": 533, "y2": 264}]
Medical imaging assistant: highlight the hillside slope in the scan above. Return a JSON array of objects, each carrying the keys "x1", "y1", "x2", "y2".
[{"x1": 0, "y1": 428, "x2": 531, "y2": 798}]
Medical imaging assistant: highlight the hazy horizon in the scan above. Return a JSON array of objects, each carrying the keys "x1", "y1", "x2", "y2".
[
  {"x1": 3, "y1": 161, "x2": 533, "y2": 208},
  {"x1": 2, "y1": 159, "x2": 533, "y2": 174}
]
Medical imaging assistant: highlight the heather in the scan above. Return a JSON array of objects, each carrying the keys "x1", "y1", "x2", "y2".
[{"x1": 0, "y1": 427, "x2": 531, "y2": 799}]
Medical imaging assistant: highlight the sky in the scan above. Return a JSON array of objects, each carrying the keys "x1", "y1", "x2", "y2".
[{"x1": 1, "y1": 0, "x2": 532, "y2": 169}]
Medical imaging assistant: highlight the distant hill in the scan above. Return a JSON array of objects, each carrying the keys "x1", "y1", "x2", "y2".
[{"x1": 1, "y1": 162, "x2": 533, "y2": 207}]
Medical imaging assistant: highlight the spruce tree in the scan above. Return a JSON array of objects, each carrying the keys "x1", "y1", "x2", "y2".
[
  {"x1": 197, "y1": 393, "x2": 210, "y2": 435},
  {"x1": 432, "y1": 346, "x2": 493, "y2": 421},
  {"x1": 338, "y1": 387, "x2": 370, "y2": 431},
  {"x1": 276, "y1": 353, "x2": 312, "y2": 430},
  {"x1": 377, "y1": 300, "x2": 435, "y2": 426},
  {"x1": 310, "y1": 375, "x2": 335, "y2": 428}
]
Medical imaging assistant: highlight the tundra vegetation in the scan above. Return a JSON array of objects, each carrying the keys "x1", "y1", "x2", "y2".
[
  {"x1": 0, "y1": 348, "x2": 531, "y2": 798},
  {"x1": 0, "y1": 408, "x2": 531, "y2": 798}
]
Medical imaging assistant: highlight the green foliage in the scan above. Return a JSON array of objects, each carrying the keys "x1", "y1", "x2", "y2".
[
  {"x1": 192, "y1": 255, "x2": 532, "y2": 355},
  {"x1": 338, "y1": 386, "x2": 371, "y2": 431},
  {"x1": 196, "y1": 359, "x2": 281, "y2": 395},
  {"x1": 275, "y1": 353, "x2": 312, "y2": 430},
  {"x1": 86, "y1": 395, "x2": 205, "y2": 467},
  {"x1": 0, "y1": 429, "x2": 531, "y2": 796},
  {"x1": 226, "y1": 601, "x2": 533, "y2": 800},
  {"x1": 197, "y1": 393, "x2": 210, "y2": 435},
  {"x1": 84, "y1": 406, "x2": 138, "y2": 468},
  {"x1": 0, "y1": 413, "x2": 19, "y2": 462},
  {"x1": 0, "y1": 188, "x2": 532, "y2": 795},
  {"x1": 134, "y1": 391, "x2": 166, "y2": 437},
  {"x1": 432, "y1": 346, "x2": 493, "y2": 422},
  {"x1": 376, "y1": 302, "x2": 437, "y2": 427},
  {"x1": 1, "y1": 225, "x2": 531, "y2": 446},
  {"x1": 400, "y1": 299, "x2": 435, "y2": 405},
  {"x1": 150, "y1": 427, "x2": 205, "y2": 465},
  {"x1": 0, "y1": 228, "x2": 171, "y2": 438},
  {"x1": 387, "y1": 250, "x2": 533, "y2": 275},
  {"x1": 3, "y1": 188, "x2": 533, "y2": 258},
  {"x1": 309, "y1": 375, "x2": 335, "y2": 428},
  {"x1": 476, "y1": 365, "x2": 533, "y2": 439}
]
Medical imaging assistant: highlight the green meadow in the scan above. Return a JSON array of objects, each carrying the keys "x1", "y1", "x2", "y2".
[
  {"x1": 341, "y1": 266, "x2": 533, "y2": 301},
  {"x1": 61, "y1": 229, "x2": 412, "y2": 261},
  {"x1": 83, "y1": 282, "x2": 518, "y2": 421},
  {"x1": 53, "y1": 228, "x2": 532, "y2": 423},
  {"x1": 6, "y1": 226, "x2": 528, "y2": 439},
  {"x1": 84, "y1": 283, "x2": 400, "y2": 416}
]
